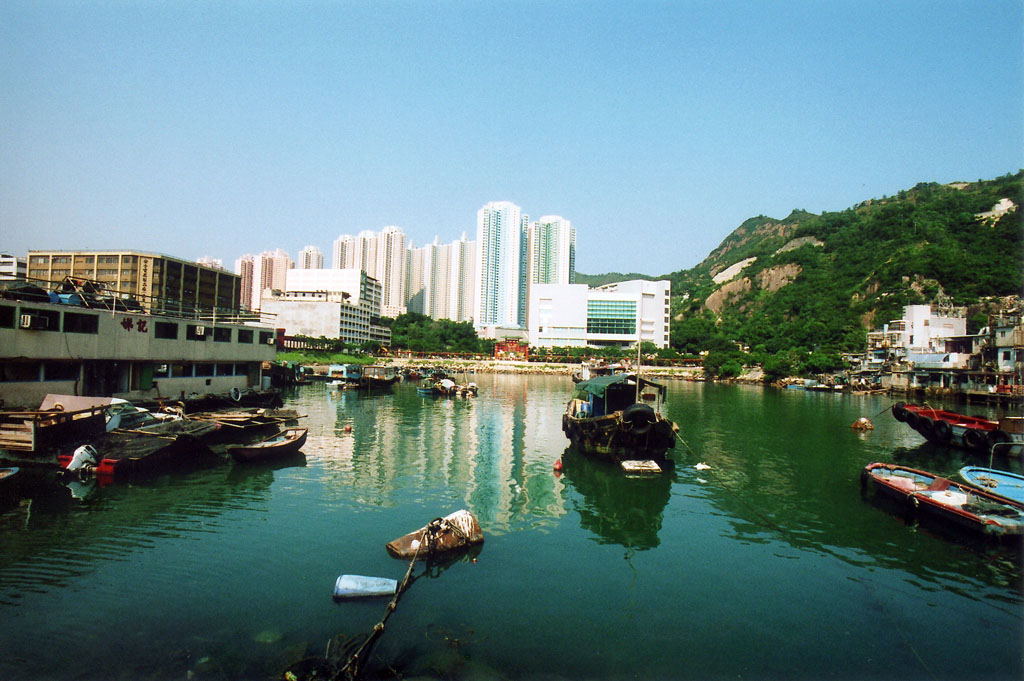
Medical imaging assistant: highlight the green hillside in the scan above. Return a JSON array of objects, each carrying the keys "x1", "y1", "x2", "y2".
[{"x1": 581, "y1": 171, "x2": 1023, "y2": 377}]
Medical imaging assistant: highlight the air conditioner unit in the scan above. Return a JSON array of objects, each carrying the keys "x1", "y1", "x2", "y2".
[
  {"x1": 267, "y1": 336, "x2": 276, "y2": 345},
  {"x1": 20, "y1": 314, "x2": 48, "y2": 330},
  {"x1": 195, "y1": 325, "x2": 206, "y2": 336}
]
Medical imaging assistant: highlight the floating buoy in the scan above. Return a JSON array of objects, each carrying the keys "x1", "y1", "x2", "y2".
[
  {"x1": 344, "y1": 425, "x2": 352, "y2": 432},
  {"x1": 553, "y1": 459, "x2": 563, "y2": 472}
]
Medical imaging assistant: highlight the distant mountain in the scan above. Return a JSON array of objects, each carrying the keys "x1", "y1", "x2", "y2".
[
  {"x1": 573, "y1": 272, "x2": 659, "y2": 287},
  {"x1": 579, "y1": 172, "x2": 1023, "y2": 360},
  {"x1": 664, "y1": 171, "x2": 1023, "y2": 356}
]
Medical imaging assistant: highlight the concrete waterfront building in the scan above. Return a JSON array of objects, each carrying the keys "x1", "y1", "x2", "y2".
[
  {"x1": 299, "y1": 245, "x2": 324, "y2": 270},
  {"x1": 260, "y1": 268, "x2": 390, "y2": 346},
  {"x1": 528, "y1": 279, "x2": 671, "y2": 349},
  {"x1": 474, "y1": 201, "x2": 527, "y2": 337},
  {"x1": 29, "y1": 249, "x2": 244, "y2": 315}
]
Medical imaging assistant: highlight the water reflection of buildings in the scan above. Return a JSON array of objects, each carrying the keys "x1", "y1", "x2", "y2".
[{"x1": 312, "y1": 379, "x2": 568, "y2": 529}]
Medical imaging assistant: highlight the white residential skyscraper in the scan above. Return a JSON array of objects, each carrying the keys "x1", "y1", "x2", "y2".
[
  {"x1": 474, "y1": 201, "x2": 527, "y2": 334},
  {"x1": 298, "y1": 245, "x2": 324, "y2": 270},
  {"x1": 376, "y1": 226, "x2": 408, "y2": 318},
  {"x1": 527, "y1": 216, "x2": 575, "y2": 285},
  {"x1": 448, "y1": 233, "x2": 476, "y2": 323},
  {"x1": 334, "y1": 227, "x2": 408, "y2": 318},
  {"x1": 235, "y1": 249, "x2": 293, "y2": 312}
]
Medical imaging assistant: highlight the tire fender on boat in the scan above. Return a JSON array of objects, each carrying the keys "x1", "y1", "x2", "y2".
[
  {"x1": 917, "y1": 417, "x2": 935, "y2": 437},
  {"x1": 230, "y1": 387, "x2": 242, "y2": 402},
  {"x1": 963, "y1": 428, "x2": 987, "y2": 451},
  {"x1": 621, "y1": 403, "x2": 656, "y2": 435},
  {"x1": 988, "y1": 429, "x2": 1012, "y2": 448},
  {"x1": 931, "y1": 419, "x2": 951, "y2": 442},
  {"x1": 891, "y1": 403, "x2": 908, "y2": 422}
]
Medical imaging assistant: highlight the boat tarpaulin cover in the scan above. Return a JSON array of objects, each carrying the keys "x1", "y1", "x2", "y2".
[{"x1": 574, "y1": 373, "x2": 665, "y2": 398}]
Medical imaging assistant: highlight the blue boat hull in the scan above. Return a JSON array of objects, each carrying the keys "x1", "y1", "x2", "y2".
[{"x1": 959, "y1": 466, "x2": 1024, "y2": 504}]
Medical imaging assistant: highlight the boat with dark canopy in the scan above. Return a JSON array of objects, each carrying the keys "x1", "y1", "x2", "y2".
[{"x1": 562, "y1": 373, "x2": 678, "y2": 466}]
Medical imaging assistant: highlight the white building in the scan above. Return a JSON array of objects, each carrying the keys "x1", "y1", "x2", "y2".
[
  {"x1": 333, "y1": 228, "x2": 407, "y2": 318},
  {"x1": 902, "y1": 304, "x2": 967, "y2": 352},
  {"x1": 527, "y1": 216, "x2": 575, "y2": 286},
  {"x1": 260, "y1": 268, "x2": 390, "y2": 346},
  {"x1": 0, "y1": 254, "x2": 26, "y2": 280},
  {"x1": 528, "y1": 280, "x2": 671, "y2": 349},
  {"x1": 474, "y1": 201, "x2": 527, "y2": 337},
  {"x1": 376, "y1": 226, "x2": 408, "y2": 318},
  {"x1": 448, "y1": 234, "x2": 476, "y2": 323},
  {"x1": 298, "y1": 246, "x2": 324, "y2": 270}
]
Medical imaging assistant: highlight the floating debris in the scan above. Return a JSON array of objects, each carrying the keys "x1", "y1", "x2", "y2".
[
  {"x1": 851, "y1": 417, "x2": 874, "y2": 431},
  {"x1": 386, "y1": 509, "x2": 484, "y2": 560},
  {"x1": 694, "y1": 462, "x2": 711, "y2": 471},
  {"x1": 333, "y1": 574, "x2": 398, "y2": 600}
]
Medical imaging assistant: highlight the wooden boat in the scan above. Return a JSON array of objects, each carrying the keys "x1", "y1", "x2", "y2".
[
  {"x1": 959, "y1": 466, "x2": 1024, "y2": 504},
  {"x1": 891, "y1": 403, "x2": 1022, "y2": 455},
  {"x1": 562, "y1": 373, "x2": 678, "y2": 463},
  {"x1": 386, "y1": 509, "x2": 484, "y2": 560},
  {"x1": 571, "y1": 360, "x2": 625, "y2": 383},
  {"x1": 227, "y1": 427, "x2": 308, "y2": 463},
  {"x1": 417, "y1": 378, "x2": 457, "y2": 396},
  {"x1": 58, "y1": 418, "x2": 219, "y2": 478},
  {"x1": 360, "y1": 365, "x2": 398, "y2": 389},
  {"x1": 0, "y1": 466, "x2": 19, "y2": 508},
  {"x1": 862, "y1": 462, "x2": 1024, "y2": 538}
]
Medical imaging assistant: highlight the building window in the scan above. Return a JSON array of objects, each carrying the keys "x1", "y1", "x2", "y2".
[
  {"x1": 152, "y1": 364, "x2": 170, "y2": 378},
  {"x1": 237, "y1": 329, "x2": 254, "y2": 343},
  {"x1": 186, "y1": 324, "x2": 208, "y2": 341},
  {"x1": 0, "y1": 305, "x2": 14, "y2": 328},
  {"x1": 171, "y1": 363, "x2": 191, "y2": 377},
  {"x1": 0, "y1": 361, "x2": 41, "y2": 381},
  {"x1": 63, "y1": 312, "x2": 99, "y2": 334},
  {"x1": 587, "y1": 300, "x2": 637, "y2": 335},
  {"x1": 155, "y1": 322, "x2": 178, "y2": 339},
  {"x1": 213, "y1": 327, "x2": 231, "y2": 342},
  {"x1": 194, "y1": 363, "x2": 215, "y2": 377},
  {"x1": 259, "y1": 331, "x2": 274, "y2": 345},
  {"x1": 216, "y1": 363, "x2": 234, "y2": 376},
  {"x1": 18, "y1": 308, "x2": 60, "y2": 331},
  {"x1": 44, "y1": 362, "x2": 80, "y2": 381}
]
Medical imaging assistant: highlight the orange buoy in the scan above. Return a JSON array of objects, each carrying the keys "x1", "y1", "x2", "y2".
[
  {"x1": 553, "y1": 459, "x2": 563, "y2": 472},
  {"x1": 344, "y1": 425, "x2": 352, "y2": 432}
]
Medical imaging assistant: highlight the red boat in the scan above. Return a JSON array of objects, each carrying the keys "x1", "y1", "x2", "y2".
[
  {"x1": 862, "y1": 462, "x2": 1024, "y2": 538},
  {"x1": 891, "y1": 403, "x2": 1022, "y2": 455}
]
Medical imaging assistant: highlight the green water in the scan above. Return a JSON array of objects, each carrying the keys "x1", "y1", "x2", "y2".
[{"x1": 1, "y1": 376, "x2": 1021, "y2": 680}]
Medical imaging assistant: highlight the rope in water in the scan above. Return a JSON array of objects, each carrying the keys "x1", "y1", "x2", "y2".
[{"x1": 334, "y1": 517, "x2": 461, "y2": 680}]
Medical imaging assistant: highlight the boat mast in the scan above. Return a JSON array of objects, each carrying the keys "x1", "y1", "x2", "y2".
[{"x1": 635, "y1": 339, "x2": 642, "y2": 402}]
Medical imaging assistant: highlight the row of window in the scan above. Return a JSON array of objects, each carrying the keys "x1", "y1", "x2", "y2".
[
  {"x1": 0, "y1": 360, "x2": 255, "y2": 382},
  {"x1": 1, "y1": 304, "x2": 273, "y2": 344}
]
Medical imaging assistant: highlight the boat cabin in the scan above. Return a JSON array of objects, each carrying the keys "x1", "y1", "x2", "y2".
[{"x1": 572, "y1": 373, "x2": 666, "y2": 417}]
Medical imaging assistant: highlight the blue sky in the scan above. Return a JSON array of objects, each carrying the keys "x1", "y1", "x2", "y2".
[{"x1": 2, "y1": 1, "x2": 1021, "y2": 276}]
